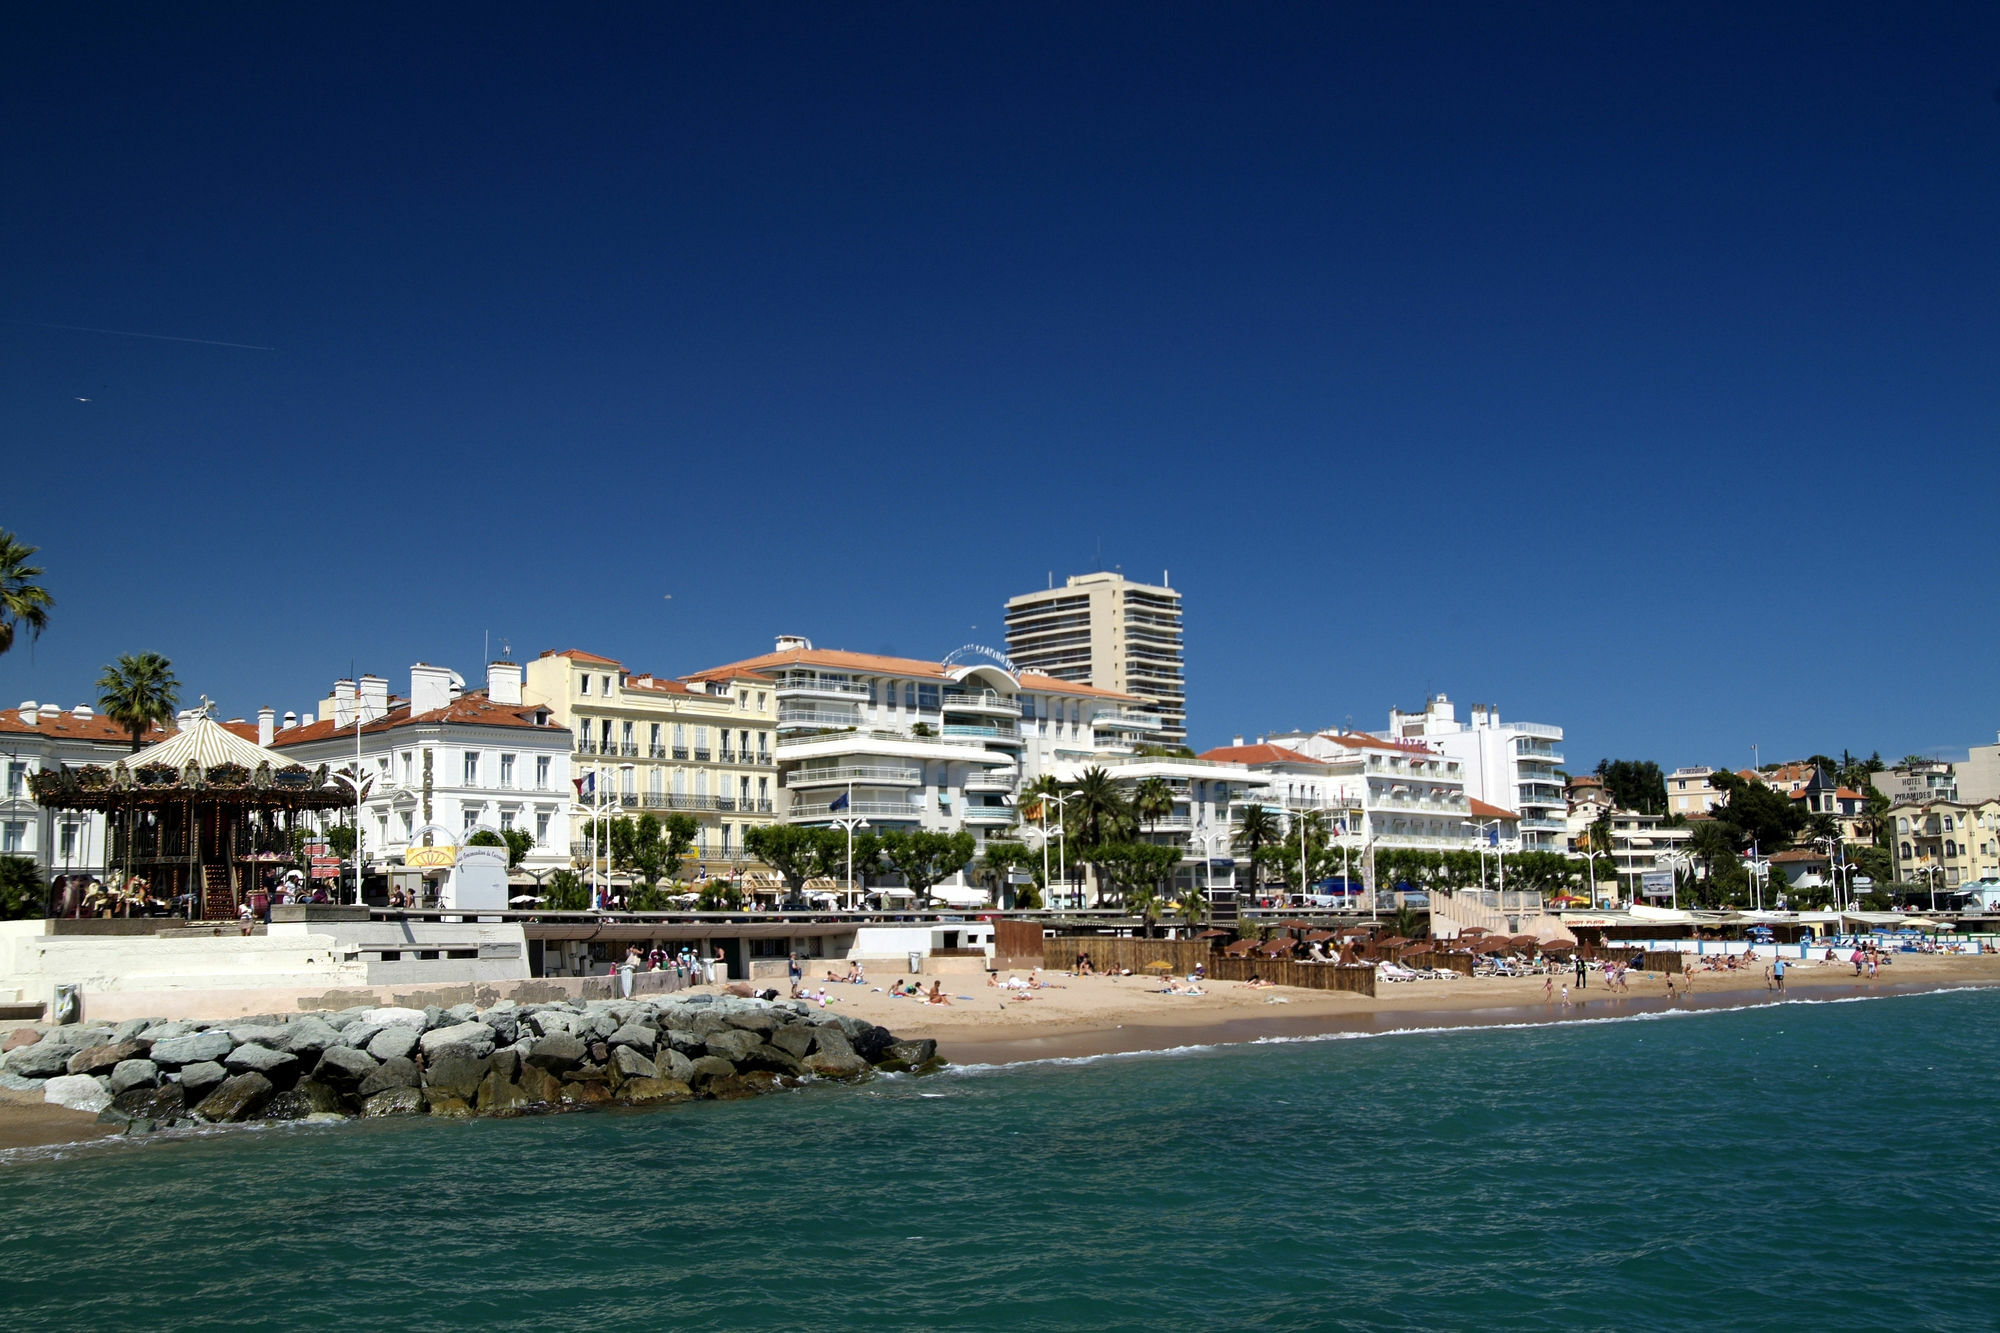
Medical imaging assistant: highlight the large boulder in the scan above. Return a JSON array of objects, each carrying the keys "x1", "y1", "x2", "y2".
[
  {"x1": 708, "y1": 1070, "x2": 785, "y2": 1099},
  {"x1": 149, "y1": 1030, "x2": 235, "y2": 1068},
  {"x1": 294, "y1": 1080, "x2": 348, "y2": 1115},
  {"x1": 44, "y1": 1073, "x2": 114, "y2": 1113},
  {"x1": 5, "y1": 1040, "x2": 78, "y2": 1079},
  {"x1": 314, "y1": 1045, "x2": 380, "y2": 1090},
  {"x1": 67, "y1": 1039, "x2": 144, "y2": 1076},
  {"x1": 658, "y1": 1048, "x2": 696, "y2": 1084},
  {"x1": 685, "y1": 1055, "x2": 738, "y2": 1088},
  {"x1": 175, "y1": 1061, "x2": 228, "y2": 1101},
  {"x1": 525, "y1": 1010, "x2": 580, "y2": 1040},
  {"x1": 585, "y1": 1010, "x2": 621, "y2": 1041},
  {"x1": 361, "y1": 1006, "x2": 427, "y2": 1030},
  {"x1": 617, "y1": 1077, "x2": 693, "y2": 1104},
  {"x1": 446, "y1": 1003, "x2": 479, "y2": 1023},
  {"x1": 140, "y1": 1020, "x2": 197, "y2": 1043},
  {"x1": 423, "y1": 1054, "x2": 490, "y2": 1102},
  {"x1": 420, "y1": 1022, "x2": 497, "y2": 1063},
  {"x1": 724, "y1": 1009, "x2": 780, "y2": 1038},
  {"x1": 810, "y1": 1026, "x2": 857, "y2": 1061},
  {"x1": 609, "y1": 1046, "x2": 657, "y2": 1083},
  {"x1": 489, "y1": 1048, "x2": 521, "y2": 1084},
  {"x1": 516, "y1": 1064, "x2": 565, "y2": 1105},
  {"x1": 365, "y1": 1026, "x2": 421, "y2": 1062},
  {"x1": 109, "y1": 1059, "x2": 160, "y2": 1094},
  {"x1": 702, "y1": 1029, "x2": 762, "y2": 1064},
  {"x1": 282, "y1": 1017, "x2": 343, "y2": 1058},
  {"x1": 850, "y1": 1025, "x2": 897, "y2": 1063},
  {"x1": 557, "y1": 1080, "x2": 612, "y2": 1108},
  {"x1": 227, "y1": 1023, "x2": 290, "y2": 1049},
  {"x1": 769, "y1": 1026, "x2": 815, "y2": 1059},
  {"x1": 526, "y1": 1033, "x2": 586, "y2": 1075},
  {"x1": 803, "y1": 1049, "x2": 872, "y2": 1080},
  {"x1": 224, "y1": 1044, "x2": 299, "y2": 1082},
  {"x1": 361, "y1": 1087, "x2": 426, "y2": 1117},
  {"x1": 475, "y1": 1070, "x2": 532, "y2": 1114},
  {"x1": 481, "y1": 1008, "x2": 520, "y2": 1046},
  {"x1": 1, "y1": 1028, "x2": 42, "y2": 1053},
  {"x1": 112, "y1": 1082, "x2": 185, "y2": 1122},
  {"x1": 737, "y1": 1043, "x2": 804, "y2": 1077},
  {"x1": 606, "y1": 1024, "x2": 656, "y2": 1054},
  {"x1": 357, "y1": 1056, "x2": 420, "y2": 1098},
  {"x1": 877, "y1": 1039, "x2": 942, "y2": 1071},
  {"x1": 662, "y1": 1029, "x2": 707, "y2": 1059},
  {"x1": 195, "y1": 1072, "x2": 274, "y2": 1122}
]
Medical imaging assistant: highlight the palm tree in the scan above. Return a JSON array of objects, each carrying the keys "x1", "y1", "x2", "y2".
[
  {"x1": 1133, "y1": 777, "x2": 1175, "y2": 833},
  {"x1": 0, "y1": 531, "x2": 53, "y2": 657},
  {"x1": 1066, "y1": 767, "x2": 1134, "y2": 904},
  {"x1": 1127, "y1": 882, "x2": 1163, "y2": 939},
  {"x1": 1173, "y1": 884, "x2": 1208, "y2": 929},
  {"x1": 96, "y1": 653, "x2": 180, "y2": 750},
  {"x1": 1234, "y1": 803, "x2": 1281, "y2": 898}
]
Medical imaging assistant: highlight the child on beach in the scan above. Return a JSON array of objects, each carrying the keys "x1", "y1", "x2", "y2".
[{"x1": 1543, "y1": 974, "x2": 1553, "y2": 1002}]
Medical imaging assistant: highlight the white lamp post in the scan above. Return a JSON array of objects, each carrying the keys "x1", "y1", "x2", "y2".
[
  {"x1": 1036, "y1": 788, "x2": 1077, "y2": 909},
  {"x1": 830, "y1": 780, "x2": 870, "y2": 908}
]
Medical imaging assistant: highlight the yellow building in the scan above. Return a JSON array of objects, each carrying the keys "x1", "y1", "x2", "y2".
[
  {"x1": 522, "y1": 649, "x2": 779, "y2": 871},
  {"x1": 1887, "y1": 797, "x2": 2000, "y2": 890}
]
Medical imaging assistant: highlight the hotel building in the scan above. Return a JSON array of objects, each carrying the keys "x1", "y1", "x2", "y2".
[
  {"x1": 520, "y1": 650, "x2": 780, "y2": 866},
  {"x1": 1379, "y1": 696, "x2": 1567, "y2": 850},
  {"x1": 1004, "y1": 571, "x2": 1186, "y2": 748},
  {"x1": 1, "y1": 700, "x2": 169, "y2": 885}
]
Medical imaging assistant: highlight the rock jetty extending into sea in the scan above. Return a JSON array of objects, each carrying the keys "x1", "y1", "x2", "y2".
[{"x1": 0, "y1": 994, "x2": 943, "y2": 1136}]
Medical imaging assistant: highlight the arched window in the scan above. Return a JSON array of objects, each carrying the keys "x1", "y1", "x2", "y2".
[
  {"x1": 1946, "y1": 840, "x2": 1958, "y2": 858},
  {"x1": 1898, "y1": 817, "x2": 1909, "y2": 833},
  {"x1": 1900, "y1": 842, "x2": 1912, "y2": 860}
]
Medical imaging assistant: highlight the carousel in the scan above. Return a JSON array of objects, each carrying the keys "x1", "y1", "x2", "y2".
[{"x1": 28, "y1": 710, "x2": 351, "y2": 920}]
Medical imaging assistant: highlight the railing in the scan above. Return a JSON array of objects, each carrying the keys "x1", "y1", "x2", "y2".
[
  {"x1": 1370, "y1": 796, "x2": 1470, "y2": 815},
  {"x1": 1521, "y1": 817, "x2": 1567, "y2": 831},
  {"x1": 693, "y1": 749, "x2": 711, "y2": 761},
  {"x1": 941, "y1": 692, "x2": 1022, "y2": 716},
  {"x1": 942, "y1": 723, "x2": 1018, "y2": 739},
  {"x1": 1091, "y1": 711, "x2": 1157, "y2": 731},
  {"x1": 963, "y1": 769, "x2": 1019, "y2": 789},
  {"x1": 792, "y1": 800, "x2": 923, "y2": 820},
  {"x1": 959, "y1": 805, "x2": 1017, "y2": 822},
  {"x1": 788, "y1": 765, "x2": 923, "y2": 786},
  {"x1": 774, "y1": 677, "x2": 872, "y2": 699},
  {"x1": 576, "y1": 738, "x2": 600, "y2": 755},
  {"x1": 618, "y1": 742, "x2": 639, "y2": 757},
  {"x1": 777, "y1": 709, "x2": 861, "y2": 727},
  {"x1": 672, "y1": 746, "x2": 689, "y2": 760},
  {"x1": 596, "y1": 793, "x2": 780, "y2": 814},
  {"x1": 648, "y1": 745, "x2": 667, "y2": 759},
  {"x1": 1509, "y1": 723, "x2": 1563, "y2": 740},
  {"x1": 718, "y1": 749, "x2": 736, "y2": 764}
]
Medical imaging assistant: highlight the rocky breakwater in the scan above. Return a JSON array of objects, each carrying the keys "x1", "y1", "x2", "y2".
[{"x1": 0, "y1": 994, "x2": 943, "y2": 1137}]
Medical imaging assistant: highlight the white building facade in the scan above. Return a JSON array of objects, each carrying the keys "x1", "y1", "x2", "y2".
[
  {"x1": 1, "y1": 701, "x2": 163, "y2": 885},
  {"x1": 1379, "y1": 696, "x2": 1566, "y2": 850}
]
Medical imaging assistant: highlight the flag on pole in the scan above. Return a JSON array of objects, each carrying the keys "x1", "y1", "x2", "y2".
[
  {"x1": 574, "y1": 771, "x2": 595, "y2": 798},
  {"x1": 830, "y1": 792, "x2": 850, "y2": 812}
]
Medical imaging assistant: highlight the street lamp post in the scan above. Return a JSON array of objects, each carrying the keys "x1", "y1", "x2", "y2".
[
  {"x1": 1036, "y1": 788, "x2": 1077, "y2": 909},
  {"x1": 830, "y1": 781, "x2": 870, "y2": 908},
  {"x1": 1469, "y1": 819, "x2": 1499, "y2": 893}
]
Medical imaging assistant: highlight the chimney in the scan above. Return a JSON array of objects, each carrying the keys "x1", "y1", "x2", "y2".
[
  {"x1": 18, "y1": 701, "x2": 38, "y2": 725},
  {"x1": 282, "y1": 711, "x2": 298, "y2": 731},
  {"x1": 1233, "y1": 735, "x2": 1244, "y2": 747},
  {"x1": 409, "y1": 664, "x2": 453, "y2": 716},
  {"x1": 71, "y1": 703, "x2": 92, "y2": 718},
  {"x1": 257, "y1": 707, "x2": 276, "y2": 747},
  {"x1": 332, "y1": 679, "x2": 356, "y2": 728},
  {"x1": 487, "y1": 660, "x2": 523, "y2": 706},
  {"x1": 358, "y1": 674, "x2": 389, "y2": 722}
]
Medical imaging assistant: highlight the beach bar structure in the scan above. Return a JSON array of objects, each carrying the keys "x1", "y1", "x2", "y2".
[{"x1": 28, "y1": 714, "x2": 350, "y2": 920}]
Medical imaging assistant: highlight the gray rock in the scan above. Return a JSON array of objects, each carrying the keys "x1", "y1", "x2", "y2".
[
  {"x1": 338, "y1": 1021, "x2": 385, "y2": 1050},
  {"x1": 357, "y1": 1056, "x2": 420, "y2": 1097},
  {"x1": 111, "y1": 1018, "x2": 152, "y2": 1043},
  {"x1": 474, "y1": 1070, "x2": 531, "y2": 1113},
  {"x1": 149, "y1": 1030, "x2": 235, "y2": 1068},
  {"x1": 831, "y1": 1014, "x2": 872, "y2": 1039},
  {"x1": 45, "y1": 1025, "x2": 114, "y2": 1048},
  {"x1": 851, "y1": 1026, "x2": 897, "y2": 1063},
  {"x1": 314, "y1": 1045, "x2": 380, "y2": 1089},
  {"x1": 282, "y1": 1017, "x2": 343, "y2": 1057},
  {"x1": 881, "y1": 1038, "x2": 940, "y2": 1067},
  {"x1": 224, "y1": 1044, "x2": 299, "y2": 1084},
  {"x1": 295, "y1": 1081, "x2": 348, "y2": 1115},
  {"x1": 703, "y1": 1029, "x2": 762, "y2": 1064},
  {"x1": 657, "y1": 1048, "x2": 696, "y2": 1083},
  {"x1": 685, "y1": 1055, "x2": 738, "y2": 1087},
  {"x1": 516, "y1": 1064, "x2": 564, "y2": 1105},
  {"x1": 227, "y1": 1023, "x2": 290, "y2": 1048},
  {"x1": 140, "y1": 1019, "x2": 197, "y2": 1043},
  {"x1": 737, "y1": 1043, "x2": 804, "y2": 1077},
  {"x1": 422, "y1": 1005, "x2": 446, "y2": 1031},
  {"x1": 0, "y1": 1071, "x2": 44, "y2": 1092},
  {"x1": 423, "y1": 1054, "x2": 490, "y2": 1102},
  {"x1": 361, "y1": 1087, "x2": 426, "y2": 1117},
  {"x1": 194, "y1": 1072, "x2": 274, "y2": 1122},
  {"x1": 176, "y1": 1060, "x2": 228, "y2": 1100},
  {"x1": 617, "y1": 1076, "x2": 693, "y2": 1104},
  {"x1": 263, "y1": 1089, "x2": 315, "y2": 1121},
  {"x1": 112, "y1": 1082, "x2": 185, "y2": 1122},
  {"x1": 769, "y1": 1026, "x2": 814, "y2": 1059},
  {"x1": 803, "y1": 1049, "x2": 872, "y2": 1080},
  {"x1": 109, "y1": 1059, "x2": 160, "y2": 1094},
  {"x1": 360, "y1": 1006, "x2": 427, "y2": 1030},
  {"x1": 586, "y1": 1011, "x2": 620, "y2": 1040},
  {"x1": 724, "y1": 1009, "x2": 780, "y2": 1037},
  {"x1": 481, "y1": 1010, "x2": 520, "y2": 1045},
  {"x1": 811, "y1": 1027, "x2": 857, "y2": 1062},
  {"x1": 366, "y1": 1026, "x2": 420, "y2": 1062},
  {"x1": 420, "y1": 1022, "x2": 497, "y2": 1063},
  {"x1": 44, "y1": 1073, "x2": 114, "y2": 1113},
  {"x1": 446, "y1": 1002, "x2": 479, "y2": 1022},
  {"x1": 525, "y1": 1010, "x2": 578, "y2": 1039},
  {"x1": 610, "y1": 1046, "x2": 657, "y2": 1081},
  {"x1": 526, "y1": 1033, "x2": 586, "y2": 1074},
  {"x1": 5, "y1": 1041, "x2": 76, "y2": 1079},
  {"x1": 489, "y1": 1048, "x2": 521, "y2": 1084},
  {"x1": 663, "y1": 1029, "x2": 706, "y2": 1058},
  {"x1": 606, "y1": 1023, "x2": 656, "y2": 1054},
  {"x1": 331, "y1": 1005, "x2": 373, "y2": 1027}
]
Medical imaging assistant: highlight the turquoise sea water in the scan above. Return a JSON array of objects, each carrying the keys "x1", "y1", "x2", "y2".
[{"x1": 4, "y1": 989, "x2": 1999, "y2": 1330}]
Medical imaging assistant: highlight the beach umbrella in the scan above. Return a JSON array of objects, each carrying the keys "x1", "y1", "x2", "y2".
[
  {"x1": 508, "y1": 894, "x2": 540, "y2": 905},
  {"x1": 1197, "y1": 928, "x2": 1231, "y2": 939},
  {"x1": 1460, "y1": 926, "x2": 1490, "y2": 937},
  {"x1": 1144, "y1": 960, "x2": 1174, "y2": 972}
]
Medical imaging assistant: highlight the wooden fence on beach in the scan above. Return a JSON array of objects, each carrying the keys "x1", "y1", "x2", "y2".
[{"x1": 1039, "y1": 936, "x2": 1375, "y2": 997}]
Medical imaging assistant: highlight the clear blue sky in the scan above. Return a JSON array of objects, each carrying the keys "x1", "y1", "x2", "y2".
[{"x1": 4, "y1": 4, "x2": 1997, "y2": 771}]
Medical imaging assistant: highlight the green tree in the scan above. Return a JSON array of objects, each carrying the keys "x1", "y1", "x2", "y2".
[
  {"x1": 0, "y1": 531, "x2": 53, "y2": 657},
  {"x1": 0, "y1": 856, "x2": 45, "y2": 919},
  {"x1": 606, "y1": 813, "x2": 683, "y2": 888},
  {"x1": 96, "y1": 652, "x2": 180, "y2": 750},
  {"x1": 1232, "y1": 804, "x2": 1281, "y2": 895},
  {"x1": 323, "y1": 822, "x2": 357, "y2": 860},
  {"x1": 1132, "y1": 777, "x2": 1176, "y2": 832},
  {"x1": 1390, "y1": 904, "x2": 1428, "y2": 941},
  {"x1": 1066, "y1": 767, "x2": 1134, "y2": 848},
  {"x1": 1094, "y1": 841, "x2": 1181, "y2": 912},
  {"x1": 1708, "y1": 769, "x2": 1806, "y2": 853},
  {"x1": 877, "y1": 829, "x2": 977, "y2": 903},
  {"x1": 542, "y1": 869, "x2": 588, "y2": 910},
  {"x1": 1172, "y1": 884, "x2": 1208, "y2": 928},
  {"x1": 741, "y1": 824, "x2": 844, "y2": 895},
  {"x1": 1269, "y1": 810, "x2": 1341, "y2": 892},
  {"x1": 1595, "y1": 759, "x2": 1668, "y2": 815},
  {"x1": 845, "y1": 830, "x2": 885, "y2": 889}
]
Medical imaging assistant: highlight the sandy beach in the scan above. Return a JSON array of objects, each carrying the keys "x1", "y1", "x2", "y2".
[{"x1": 4, "y1": 953, "x2": 1995, "y2": 1155}]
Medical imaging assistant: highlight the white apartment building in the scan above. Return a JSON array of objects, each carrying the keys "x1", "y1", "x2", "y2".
[
  {"x1": 1222, "y1": 730, "x2": 1483, "y2": 854},
  {"x1": 1004, "y1": 570, "x2": 1186, "y2": 747},
  {"x1": 1608, "y1": 811, "x2": 1692, "y2": 904},
  {"x1": 1, "y1": 700, "x2": 168, "y2": 885},
  {"x1": 521, "y1": 649, "x2": 778, "y2": 866},
  {"x1": 270, "y1": 662, "x2": 573, "y2": 876},
  {"x1": 1379, "y1": 696, "x2": 1567, "y2": 850}
]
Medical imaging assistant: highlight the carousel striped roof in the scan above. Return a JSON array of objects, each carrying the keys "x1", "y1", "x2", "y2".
[{"x1": 120, "y1": 713, "x2": 291, "y2": 774}]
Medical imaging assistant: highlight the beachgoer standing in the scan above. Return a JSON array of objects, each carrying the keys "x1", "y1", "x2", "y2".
[
  {"x1": 1574, "y1": 955, "x2": 1586, "y2": 991},
  {"x1": 1543, "y1": 974, "x2": 1553, "y2": 1002},
  {"x1": 787, "y1": 952, "x2": 802, "y2": 987},
  {"x1": 1774, "y1": 956, "x2": 1786, "y2": 993}
]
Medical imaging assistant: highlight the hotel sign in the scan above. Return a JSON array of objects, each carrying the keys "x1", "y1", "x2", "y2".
[{"x1": 403, "y1": 823, "x2": 458, "y2": 870}]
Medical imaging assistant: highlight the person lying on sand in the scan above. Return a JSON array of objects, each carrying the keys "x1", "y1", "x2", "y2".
[{"x1": 927, "y1": 980, "x2": 952, "y2": 1006}]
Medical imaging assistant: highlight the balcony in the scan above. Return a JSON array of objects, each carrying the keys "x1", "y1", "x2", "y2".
[
  {"x1": 963, "y1": 769, "x2": 1019, "y2": 792},
  {"x1": 1091, "y1": 711, "x2": 1156, "y2": 732},
  {"x1": 941, "y1": 691, "x2": 1022, "y2": 718},
  {"x1": 793, "y1": 800, "x2": 923, "y2": 821},
  {"x1": 718, "y1": 749, "x2": 737, "y2": 764},
  {"x1": 1521, "y1": 816, "x2": 1567, "y2": 831},
  {"x1": 672, "y1": 746, "x2": 689, "y2": 760},
  {"x1": 1510, "y1": 723, "x2": 1563, "y2": 741},
  {"x1": 693, "y1": 749, "x2": 711, "y2": 762},
  {"x1": 617, "y1": 742, "x2": 639, "y2": 757},
  {"x1": 787, "y1": 765, "x2": 923, "y2": 787},
  {"x1": 777, "y1": 708, "x2": 862, "y2": 728},
  {"x1": 774, "y1": 676, "x2": 872, "y2": 700},
  {"x1": 576, "y1": 738, "x2": 600, "y2": 755},
  {"x1": 942, "y1": 723, "x2": 1019, "y2": 740},
  {"x1": 614, "y1": 793, "x2": 777, "y2": 815},
  {"x1": 959, "y1": 805, "x2": 1018, "y2": 824},
  {"x1": 648, "y1": 745, "x2": 667, "y2": 759}
]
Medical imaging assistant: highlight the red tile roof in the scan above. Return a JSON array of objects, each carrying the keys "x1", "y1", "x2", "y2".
[
  {"x1": 270, "y1": 691, "x2": 565, "y2": 746},
  {"x1": 1469, "y1": 798, "x2": 1519, "y2": 820},
  {"x1": 1316, "y1": 731, "x2": 1415, "y2": 754},
  {"x1": 0, "y1": 708, "x2": 166, "y2": 744},
  {"x1": 1197, "y1": 743, "x2": 1327, "y2": 767},
  {"x1": 540, "y1": 649, "x2": 622, "y2": 666}
]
